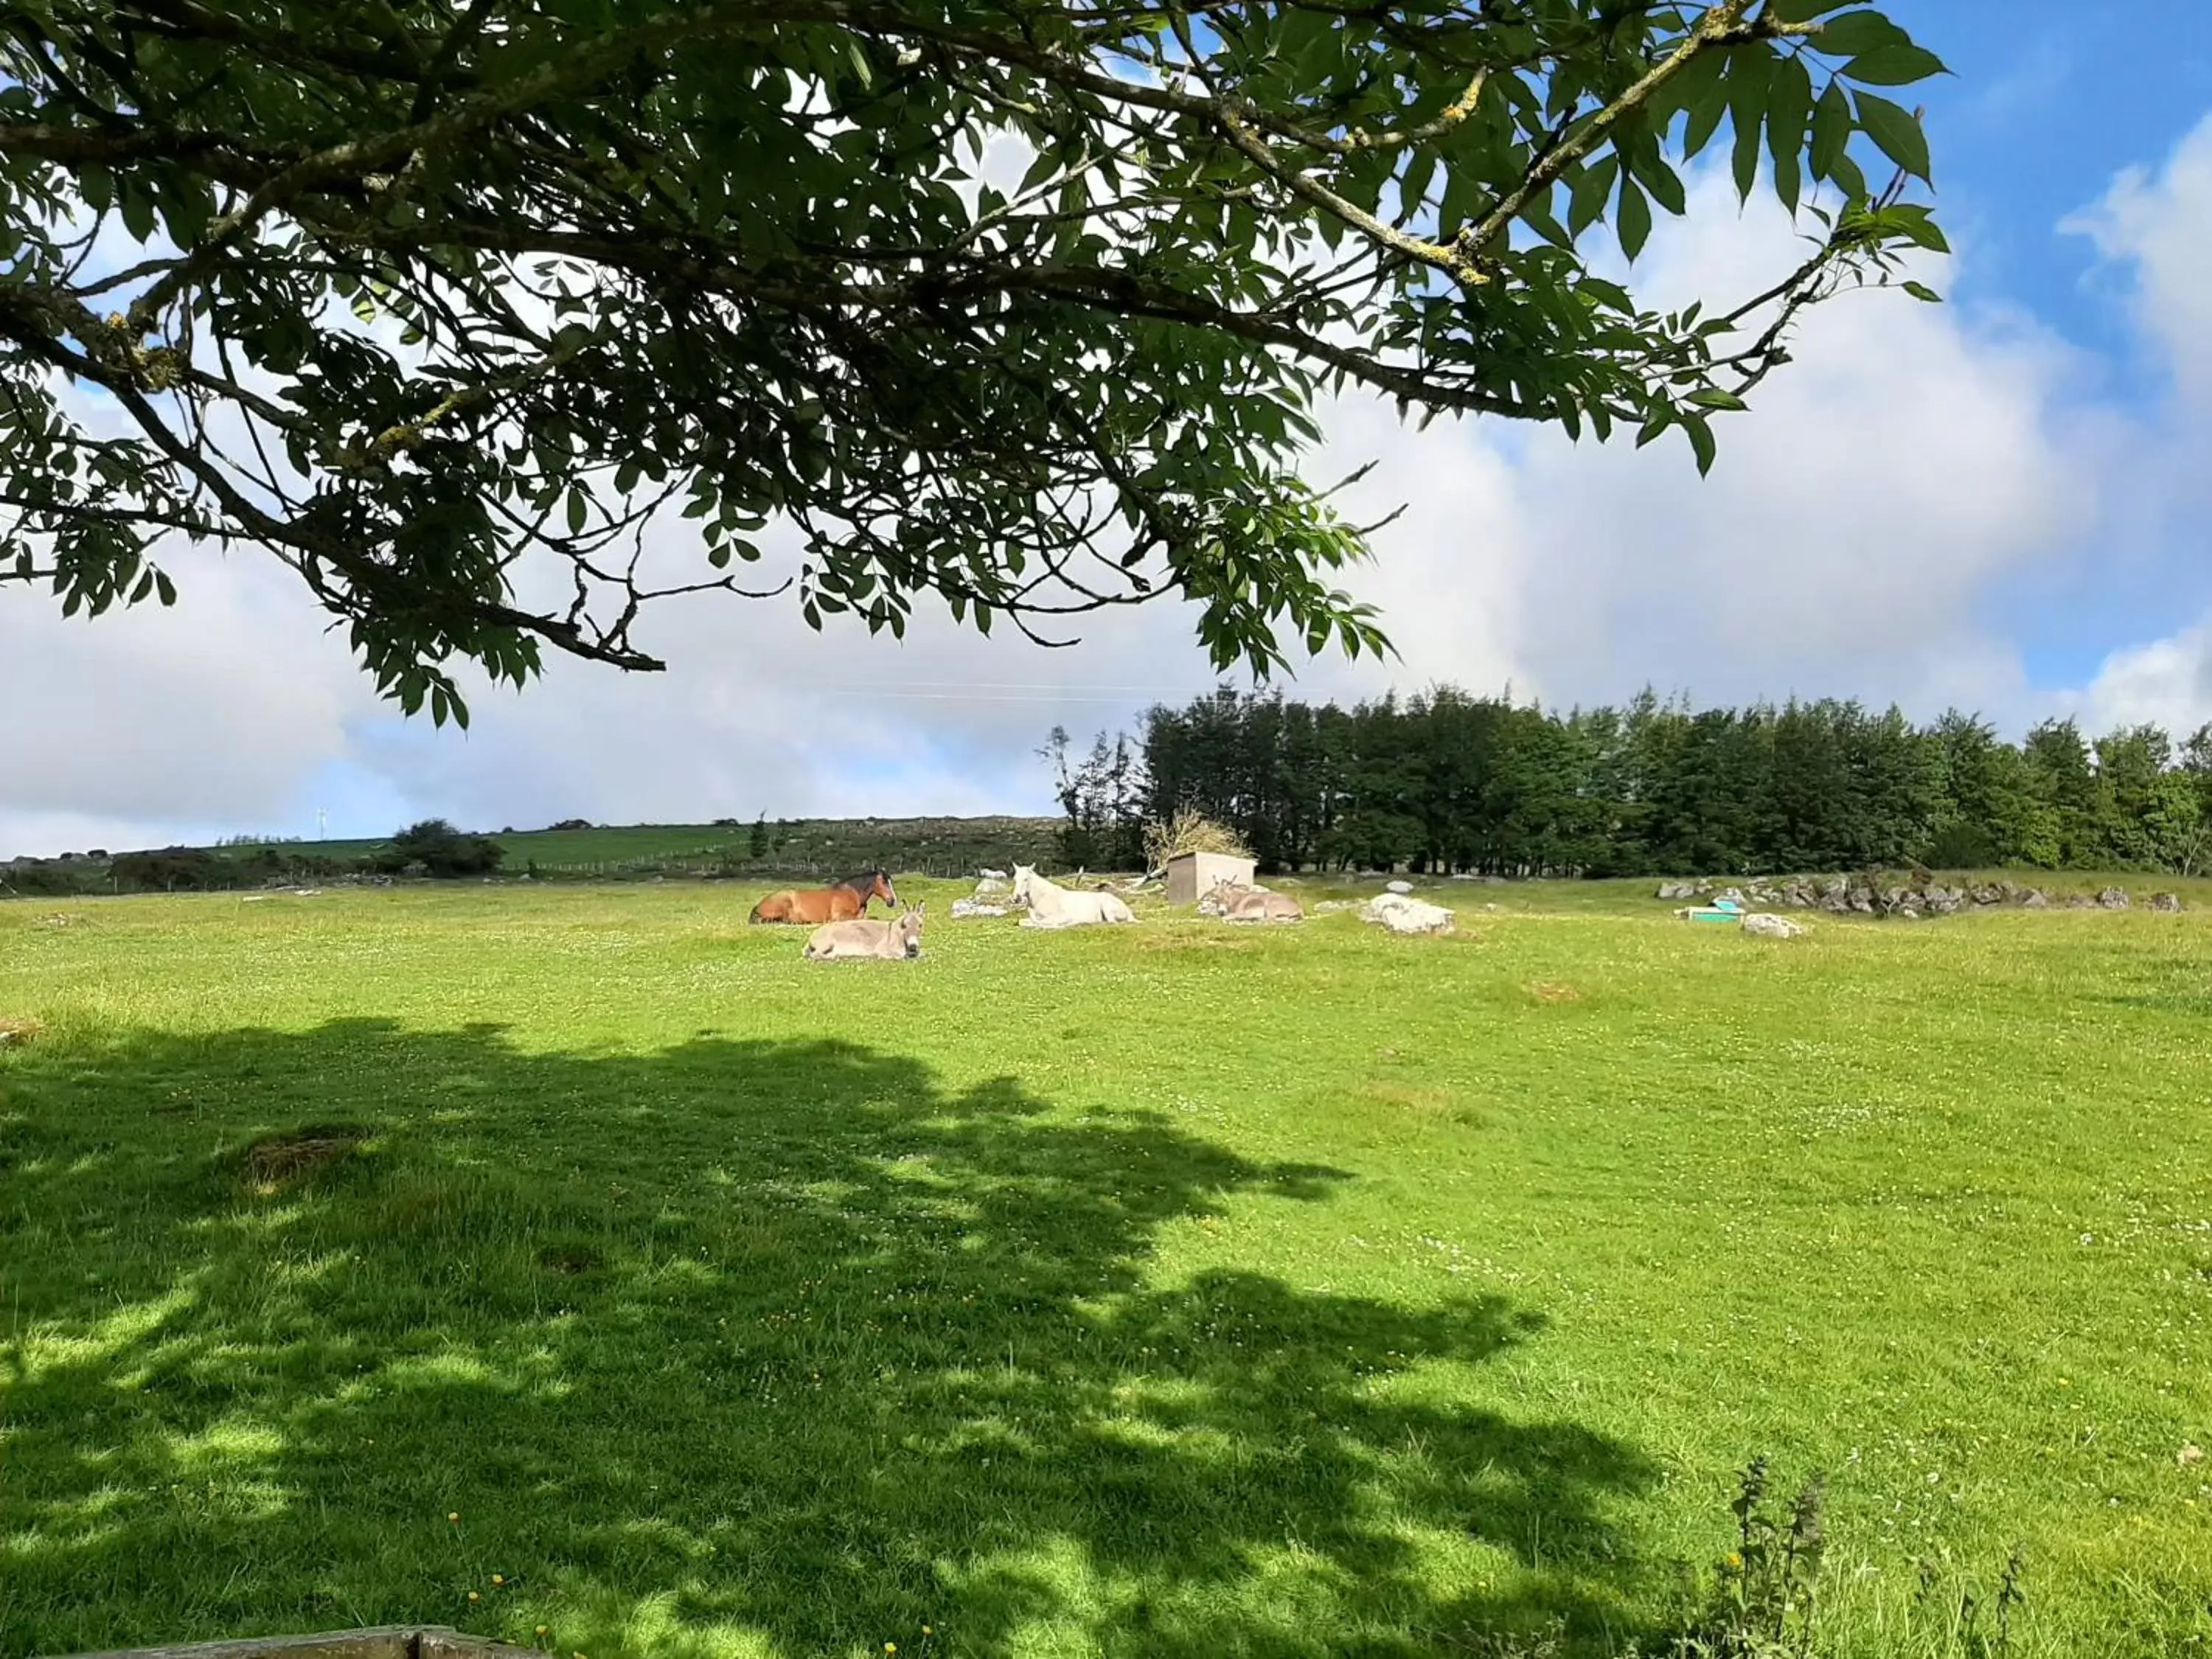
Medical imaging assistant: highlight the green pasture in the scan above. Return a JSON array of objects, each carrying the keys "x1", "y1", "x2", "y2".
[
  {"x1": 2, "y1": 880, "x2": 2208, "y2": 1658},
  {"x1": 205, "y1": 817, "x2": 1061, "y2": 878}
]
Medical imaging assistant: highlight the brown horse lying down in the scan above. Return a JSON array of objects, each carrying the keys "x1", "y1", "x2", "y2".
[
  {"x1": 751, "y1": 886, "x2": 860, "y2": 925},
  {"x1": 748, "y1": 870, "x2": 897, "y2": 925}
]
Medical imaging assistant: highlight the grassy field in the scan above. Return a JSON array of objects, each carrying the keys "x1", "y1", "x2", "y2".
[
  {"x1": 209, "y1": 818, "x2": 1063, "y2": 880},
  {"x1": 2, "y1": 878, "x2": 2208, "y2": 1658}
]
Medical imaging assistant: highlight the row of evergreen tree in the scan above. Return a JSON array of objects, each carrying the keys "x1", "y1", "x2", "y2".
[{"x1": 1043, "y1": 687, "x2": 2212, "y2": 877}]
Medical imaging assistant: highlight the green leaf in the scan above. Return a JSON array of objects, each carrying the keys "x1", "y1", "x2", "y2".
[
  {"x1": 1827, "y1": 148, "x2": 1870, "y2": 201},
  {"x1": 1854, "y1": 91, "x2": 1931, "y2": 181},
  {"x1": 1399, "y1": 149, "x2": 1436, "y2": 216},
  {"x1": 1616, "y1": 175, "x2": 1653, "y2": 261},
  {"x1": 1726, "y1": 47, "x2": 1773, "y2": 202},
  {"x1": 160, "y1": 184, "x2": 212, "y2": 247},
  {"x1": 1687, "y1": 388, "x2": 1749, "y2": 411},
  {"x1": 1808, "y1": 10, "x2": 1911, "y2": 56},
  {"x1": 1568, "y1": 154, "x2": 1618, "y2": 237},
  {"x1": 1660, "y1": 41, "x2": 1729, "y2": 136},
  {"x1": 1884, "y1": 205, "x2": 1951, "y2": 252},
  {"x1": 1683, "y1": 60, "x2": 1734, "y2": 161},
  {"x1": 1842, "y1": 44, "x2": 1948, "y2": 86},
  {"x1": 1684, "y1": 414, "x2": 1717, "y2": 476},
  {"x1": 1902, "y1": 279, "x2": 1943, "y2": 302},
  {"x1": 1809, "y1": 78, "x2": 1851, "y2": 181},
  {"x1": 1765, "y1": 56, "x2": 1812, "y2": 214},
  {"x1": 566, "y1": 487, "x2": 588, "y2": 535},
  {"x1": 1522, "y1": 197, "x2": 1574, "y2": 250},
  {"x1": 118, "y1": 184, "x2": 156, "y2": 245},
  {"x1": 1627, "y1": 144, "x2": 1686, "y2": 216},
  {"x1": 1018, "y1": 145, "x2": 1060, "y2": 195}
]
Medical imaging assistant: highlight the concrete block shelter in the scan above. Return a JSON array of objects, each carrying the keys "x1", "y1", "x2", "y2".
[{"x1": 1166, "y1": 850, "x2": 1257, "y2": 906}]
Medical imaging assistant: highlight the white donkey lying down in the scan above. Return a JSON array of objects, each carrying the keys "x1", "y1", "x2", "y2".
[
  {"x1": 804, "y1": 902, "x2": 925, "y2": 961},
  {"x1": 1012, "y1": 863, "x2": 1135, "y2": 928}
]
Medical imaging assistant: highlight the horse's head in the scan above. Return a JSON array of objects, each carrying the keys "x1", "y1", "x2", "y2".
[
  {"x1": 872, "y1": 871, "x2": 897, "y2": 907},
  {"x1": 1011, "y1": 864, "x2": 1035, "y2": 906}
]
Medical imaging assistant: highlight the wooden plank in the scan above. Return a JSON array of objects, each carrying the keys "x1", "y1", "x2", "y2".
[
  {"x1": 416, "y1": 1635, "x2": 538, "y2": 1659},
  {"x1": 55, "y1": 1628, "x2": 537, "y2": 1659}
]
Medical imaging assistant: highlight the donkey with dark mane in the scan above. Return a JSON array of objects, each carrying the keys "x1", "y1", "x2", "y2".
[{"x1": 748, "y1": 869, "x2": 898, "y2": 925}]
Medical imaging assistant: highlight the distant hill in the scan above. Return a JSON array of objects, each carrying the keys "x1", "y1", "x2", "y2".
[{"x1": 1, "y1": 815, "x2": 1062, "y2": 897}]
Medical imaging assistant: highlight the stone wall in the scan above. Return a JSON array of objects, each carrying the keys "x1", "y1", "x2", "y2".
[{"x1": 1655, "y1": 876, "x2": 2181, "y2": 919}]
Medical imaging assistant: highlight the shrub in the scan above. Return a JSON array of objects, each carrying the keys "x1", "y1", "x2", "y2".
[
  {"x1": 1655, "y1": 1458, "x2": 2028, "y2": 1659},
  {"x1": 1923, "y1": 821, "x2": 1998, "y2": 871},
  {"x1": 1667, "y1": 1458, "x2": 1826, "y2": 1656},
  {"x1": 0, "y1": 860, "x2": 88, "y2": 897},
  {"x1": 110, "y1": 847, "x2": 223, "y2": 891},
  {"x1": 376, "y1": 819, "x2": 505, "y2": 878},
  {"x1": 1143, "y1": 808, "x2": 1252, "y2": 873}
]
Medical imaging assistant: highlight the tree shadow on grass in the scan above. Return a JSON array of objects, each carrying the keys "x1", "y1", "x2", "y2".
[{"x1": 1, "y1": 1023, "x2": 1662, "y2": 1658}]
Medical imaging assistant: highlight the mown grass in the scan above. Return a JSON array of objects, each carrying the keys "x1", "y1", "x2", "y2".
[{"x1": 2, "y1": 882, "x2": 2208, "y2": 1658}]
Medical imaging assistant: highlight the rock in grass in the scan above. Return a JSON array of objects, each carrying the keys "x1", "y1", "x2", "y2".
[
  {"x1": 1360, "y1": 893, "x2": 1455, "y2": 935},
  {"x1": 1385, "y1": 879, "x2": 1414, "y2": 895},
  {"x1": 1742, "y1": 913, "x2": 1804, "y2": 939},
  {"x1": 1657, "y1": 880, "x2": 1698, "y2": 901},
  {"x1": 2098, "y1": 886, "x2": 2131, "y2": 910},
  {"x1": 950, "y1": 898, "x2": 1007, "y2": 919},
  {"x1": 2152, "y1": 892, "x2": 2183, "y2": 913},
  {"x1": 2020, "y1": 889, "x2": 2049, "y2": 909}
]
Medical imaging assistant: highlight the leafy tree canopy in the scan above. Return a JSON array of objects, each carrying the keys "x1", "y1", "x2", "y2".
[
  {"x1": 1, "y1": 0, "x2": 1946, "y2": 721},
  {"x1": 379, "y1": 815, "x2": 504, "y2": 874}
]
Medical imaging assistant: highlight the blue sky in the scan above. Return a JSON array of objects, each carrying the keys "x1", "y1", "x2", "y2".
[
  {"x1": 6, "y1": 4, "x2": 2212, "y2": 855},
  {"x1": 1926, "y1": 0, "x2": 2211, "y2": 353},
  {"x1": 1910, "y1": 1, "x2": 2212, "y2": 686}
]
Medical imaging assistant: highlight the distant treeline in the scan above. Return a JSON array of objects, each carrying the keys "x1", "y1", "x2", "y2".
[{"x1": 1045, "y1": 687, "x2": 2212, "y2": 877}]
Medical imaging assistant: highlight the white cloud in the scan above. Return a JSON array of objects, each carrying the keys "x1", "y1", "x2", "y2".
[
  {"x1": 1304, "y1": 169, "x2": 2093, "y2": 723},
  {"x1": 2068, "y1": 613, "x2": 2212, "y2": 741},
  {"x1": 0, "y1": 549, "x2": 375, "y2": 855},
  {"x1": 2064, "y1": 112, "x2": 2212, "y2": 407},
  {"x1": 2039, "y1": 112, "x2": 2212, "y2": 741}
]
